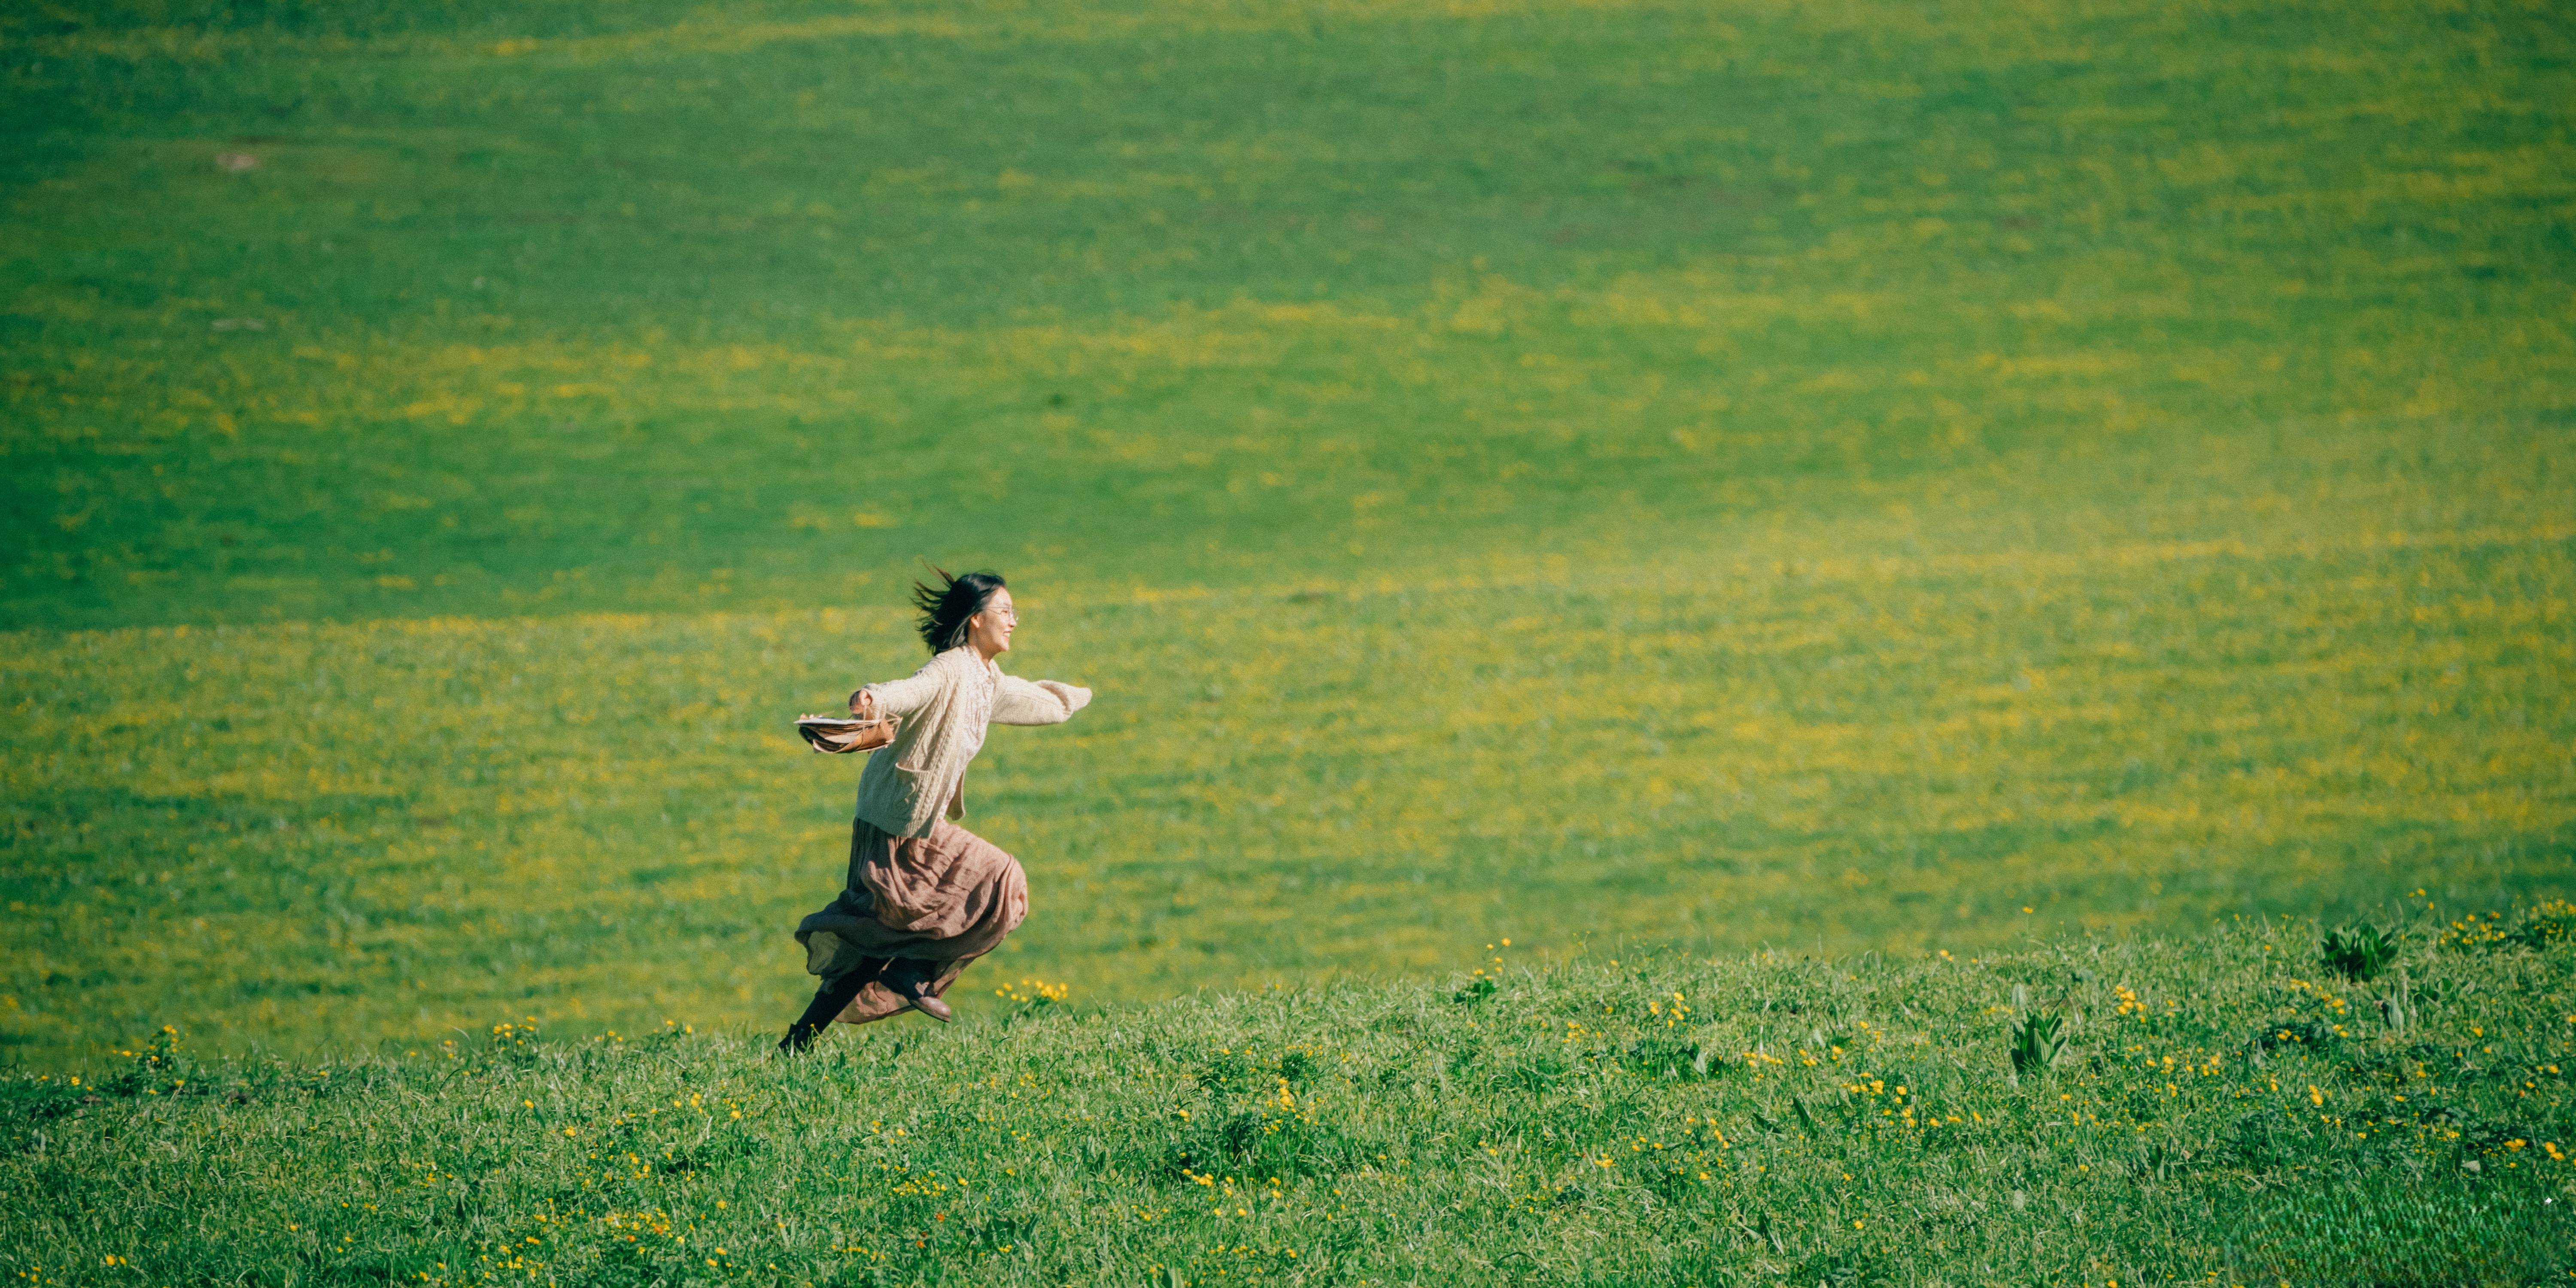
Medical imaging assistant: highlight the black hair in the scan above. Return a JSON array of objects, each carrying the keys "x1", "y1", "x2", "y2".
[{"x1": 911, "y1": 566, "x2": 1006, "y2": 653}]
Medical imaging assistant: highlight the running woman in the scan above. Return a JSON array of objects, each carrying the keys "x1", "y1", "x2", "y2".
[{"x1": 780, "y1": 569, "x2": 1090, "y2": 1048}]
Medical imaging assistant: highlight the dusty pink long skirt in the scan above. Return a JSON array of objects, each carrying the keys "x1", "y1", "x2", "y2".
[{"x1": 792, "y1": 817, "x2": 1029, "y2": 1026}]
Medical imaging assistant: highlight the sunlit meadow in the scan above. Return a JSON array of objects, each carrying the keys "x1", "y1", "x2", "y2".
[
  {"x1": 5, "y1": 468, "x2": 2571, "y2": 1061},
  {"x1": 3, "y1": 0, "x2": 2574, "y2": 1278},
  {"x1": 3, "y1": 917, "x2": 2570, "y2": 1283}
]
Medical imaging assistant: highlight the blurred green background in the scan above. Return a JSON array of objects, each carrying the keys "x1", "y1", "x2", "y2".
[{"x1": 3, "y1": 0, "x2": 2570, "y2": 1066}]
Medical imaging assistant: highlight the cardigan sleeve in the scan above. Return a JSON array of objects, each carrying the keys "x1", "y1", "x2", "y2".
[
  {"x1": 992, "y1": 675, "x2": 1091, "y2": 725},
  {"x1": 859, "y1": 656, "x2": 950, "y2": 719}
]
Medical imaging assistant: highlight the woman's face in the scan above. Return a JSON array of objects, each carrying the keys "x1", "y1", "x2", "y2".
[{"x1": 967, "y1": 586, "x2": 1016, "y2": 656}]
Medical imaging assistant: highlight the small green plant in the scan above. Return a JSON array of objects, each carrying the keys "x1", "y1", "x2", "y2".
[
  {"x1": 100, "y1": 1025, "x2": 194, "y2": 1098},
  {"x1": 2008, "y1": 1012, "x2": 2070, "y2": 1080},
  {"x1": 2378, "y1": 969, "x2": 2412, "y2": 1033},
  {"x1": 2322, "y1": 922, "x2": 2402, "y2": 981},
  {"x1": 1789, "y1": 1095, "x2": 1824, "y2": 1138},
  {"x1": 1618, "y1": 1037, "x2": 1705, "y2": 1079}
]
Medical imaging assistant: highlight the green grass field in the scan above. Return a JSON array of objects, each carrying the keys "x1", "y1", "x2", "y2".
[
  {"x1": 5, "y1": 0, "x2": 2575, "y2": 1151},
  {"x1": 5, "y1": 917, "x2": 2572, "y2": 1284}
]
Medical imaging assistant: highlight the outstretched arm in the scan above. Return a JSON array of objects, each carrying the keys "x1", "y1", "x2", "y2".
[
  {"x1": 852, "y1": 656, "x2": 949, "y2": 718},
  {"x1": 993, "y1": 674, "x2": 1092, "y2": 725}
]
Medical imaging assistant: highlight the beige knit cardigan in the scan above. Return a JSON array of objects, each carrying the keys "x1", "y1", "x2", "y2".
[{"x1": 852, "y1": 646, "x2": 1091, "y2": 837}]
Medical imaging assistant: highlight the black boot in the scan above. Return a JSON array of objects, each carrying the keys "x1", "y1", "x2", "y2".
[{"x1": 778, "y1": 964, "x2": 879, "y2": 1054}]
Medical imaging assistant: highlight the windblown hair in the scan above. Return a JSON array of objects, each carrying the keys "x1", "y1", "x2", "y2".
[{"x1": 911, "y1": 567, "x2": 1006, "y2": 653}]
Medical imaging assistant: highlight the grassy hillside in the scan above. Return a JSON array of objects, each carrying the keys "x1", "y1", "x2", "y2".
[
  {"x1": 6, "y1": 516, "x2": 2571, "y2": 1066},
  {"x1": 5, "y1": 916, "x2": 2572, "y2": 1285},
  {"x1": 8, "y1": 0, "x2": 2574, "y2": 629},
  {"x1": 5, "y1": 0, "x2": 2574, "y2": 1068}
]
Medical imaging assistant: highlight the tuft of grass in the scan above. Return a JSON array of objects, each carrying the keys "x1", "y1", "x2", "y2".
[
  {"x1": 2323, "y1": 922, "x2": 2404, "y2": 983},
  {"x1": 2444, "y1": 901, "x2": 2576, "y2": 954},
  {"x1": 1, "y1": 919, "x2": 2567, "y2": 1284}
]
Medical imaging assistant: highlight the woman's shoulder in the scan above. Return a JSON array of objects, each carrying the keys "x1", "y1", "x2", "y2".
[
  {"x1": 886, "y1": 649, "x2": 966, "y2": 682},
  {"x1": 930, "y1": 646, "x2": 989, "y2": 677}
]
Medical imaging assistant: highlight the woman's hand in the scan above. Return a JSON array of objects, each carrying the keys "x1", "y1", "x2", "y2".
[{"x1": 848, "y1": 689, "x2": 877, "y2": 719}]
